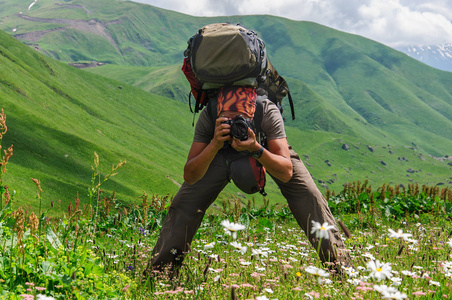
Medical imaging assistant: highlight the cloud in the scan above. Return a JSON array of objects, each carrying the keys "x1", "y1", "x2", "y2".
[{"x1": 132, "y1": 0, "x2": 452, "y2": 47}]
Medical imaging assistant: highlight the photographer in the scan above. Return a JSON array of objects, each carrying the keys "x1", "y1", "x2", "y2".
[{"x1": 147, "y1": 85, "x2": 349, "y2": 274}]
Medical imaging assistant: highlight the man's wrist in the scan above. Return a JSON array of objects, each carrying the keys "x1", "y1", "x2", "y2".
[{"x1": 250, "y1": 144, "x2": 264, "y2": 159}]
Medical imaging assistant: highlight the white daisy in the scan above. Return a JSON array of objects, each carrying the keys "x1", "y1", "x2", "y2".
[
  {"x1": 252, "y1": 248, "x2": 269, "y2": 258},
  {"x1": 230, "y1": 241, "x2": 247, "y2": 254},
  {"x1": 304, "y1": 265, "x2": 330, "y2": 277},
  {"x1": 310, "y1": 221, "x2": 334, "y2": 240},
  {"x1": 342, "y1": 266, "x2": 359, "y2": 278},
  {"x1": 381, "y1": 291, "x2": 408, "y2": 299},
  {"x1": 220, "y1": 220, "x2": 245, "y2": 239},
  {"x1": 204, "y1": 242, "x2": 215, "y2": 250},
  {"x1": 367, "y1": 260, "x2": 392, "y2": 281},
  {"x1": 447, "y1": 238, "x2": 452, "y2": 247},
  {"x1": 388, "y1": 229, "x2": 413, "y2": 241}
]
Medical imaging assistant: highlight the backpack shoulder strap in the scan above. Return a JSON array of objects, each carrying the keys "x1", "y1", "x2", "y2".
[
  {"x1": 206, "y1": 93, "x2": 218, "y2": 124},
  {"x1": 254, "y1": 96, "x2": 267, "y2": 148}
]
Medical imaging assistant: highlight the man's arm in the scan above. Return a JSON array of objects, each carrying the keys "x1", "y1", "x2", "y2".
[{"x1": 183, "y1": 117, "x2": 230, "y2": 185}]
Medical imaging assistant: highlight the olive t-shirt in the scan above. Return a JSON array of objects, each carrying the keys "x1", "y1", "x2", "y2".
[{"x1": 193, "y1": 99, "x2": 286, "y2": 143}]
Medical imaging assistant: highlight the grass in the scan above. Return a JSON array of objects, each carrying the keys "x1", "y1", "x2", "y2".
[
  {"x1": 1, "y1": 177, "x2": 451, "y2": 299},
  {"x1": 2, "y1": 109, "x2": 452, "y2": 299}
]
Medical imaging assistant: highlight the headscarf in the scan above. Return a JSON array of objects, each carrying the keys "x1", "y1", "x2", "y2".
[{"x1": 217, "y1": 86, "x2": 256, "y2": 118}]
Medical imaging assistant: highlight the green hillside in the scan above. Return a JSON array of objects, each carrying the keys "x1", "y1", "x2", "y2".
[
  {"x1": 0, "y1": 0, "x2": 451, "y2": 209},
  {"x1": 0, "y1": 28, "x2": 191, "y2": 209}
]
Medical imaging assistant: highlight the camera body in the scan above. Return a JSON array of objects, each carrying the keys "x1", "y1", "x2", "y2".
[{"x1": 222, "y1": 115, "x2": 252, "y2": 141}]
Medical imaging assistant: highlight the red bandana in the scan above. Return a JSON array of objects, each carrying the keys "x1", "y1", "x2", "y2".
[{"x1": 217, "y1": 86, "x2": 256, "y2": 118}]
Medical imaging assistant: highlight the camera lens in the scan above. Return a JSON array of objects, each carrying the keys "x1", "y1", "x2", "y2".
[{"x1": 230, "y1": 116, "x2": 249, "y2": 141}]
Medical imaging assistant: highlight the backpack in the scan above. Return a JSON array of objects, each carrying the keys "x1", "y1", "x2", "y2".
[{"x1": 182, "y1": 23, "x2": 295, "y2": 120}]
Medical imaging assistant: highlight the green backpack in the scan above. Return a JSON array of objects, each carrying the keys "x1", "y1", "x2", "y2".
[{"x1": 182, "y1": 23, "x2": 295, "y2": 120}]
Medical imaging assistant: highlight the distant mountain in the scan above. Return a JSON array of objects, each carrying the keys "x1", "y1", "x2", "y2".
[{"x1": 397, "y1": 44, "x2": 452, "y2": 72}]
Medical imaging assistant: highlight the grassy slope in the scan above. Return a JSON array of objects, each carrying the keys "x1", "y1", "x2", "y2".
[
  {"x1": 0, "y1": 29, "x2": 189, "y2": 208},
  {"x1": 0, "y1": 0, "x2": 451, "y2": 208}
]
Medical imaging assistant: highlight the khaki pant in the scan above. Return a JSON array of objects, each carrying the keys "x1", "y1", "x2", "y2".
[{"x1": 149, "y1": 146, "x2": 346, "y2": 270}]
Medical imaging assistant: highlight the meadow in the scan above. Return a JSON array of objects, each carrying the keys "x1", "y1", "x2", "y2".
[{"x1": 1, "y1": 108, "x2": 452, "y2": 300}]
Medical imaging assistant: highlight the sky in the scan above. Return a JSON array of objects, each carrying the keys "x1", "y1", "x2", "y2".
[{"x1": 130, "y1": 0, "x2": 452, "y2": 48}]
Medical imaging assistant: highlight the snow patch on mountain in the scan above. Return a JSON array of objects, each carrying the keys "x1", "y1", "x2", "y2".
[{"x1": 397, "y1": 44, "x2": 452, "y2": 73}]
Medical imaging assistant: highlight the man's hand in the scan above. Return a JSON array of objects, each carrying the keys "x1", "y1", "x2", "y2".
[
  {"x1": 231, "y1": 128, "x2": 261, "y2": 152},
  {"x1": 211, "y1": 117, "x2": 232, "y2": 151}
]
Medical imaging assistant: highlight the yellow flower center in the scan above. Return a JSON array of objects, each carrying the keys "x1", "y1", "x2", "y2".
[
  {"x1": 320, "y1": 226, "x2": 326, "y2": 230},
  {"x1": 377, "y1": 268, "x2": 382, "y2": 272}
]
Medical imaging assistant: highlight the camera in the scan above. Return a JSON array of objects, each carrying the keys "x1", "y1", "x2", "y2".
[{"x1": 222, "y1": 115, "x2": 251, "y2": 141}]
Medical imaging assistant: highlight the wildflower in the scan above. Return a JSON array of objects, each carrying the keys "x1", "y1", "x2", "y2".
[
  {"x1": 401, "y1": 270, "x2": 417, "y2": 277},
  {"x1": 263, "y1": 288, "x2": 273, "y2": 293},
  {"x1": 170, "y1": 248, "x2": 177, "y2": 255},
  {"x1": 252, "y1": 248, "x2": 269, "y2": 258},
  {"x1": 204, "y1": 242, "x2": 215, "y2": 250},
  {"x1": 373, "y1": 284, "x2": 398, "y2": 294},
  {"x1": 347, "y1": 278, "x2": 361, "y2": 285},
  {"x1": 447, "y1": 238, "x2": 452, "y2": 247},
  {"x1": 296, "y1": 271, "x2": 302, "y2": 277},
  {"x1": 405, "y1": 238, "x2": 418, "y2": 244},
  {"x1": 240, "y1": 261, "x2": 252, "y2": 266},
  {"x1": 36, "y1": 295, "x2": 56, "y2": 300},
  {"x1": 390, "y1": 277, "x2": 402, "y2": 286},
  {"x1": 304, "y1": 265, "x2": 330, "y2": 284},
  {"x1": 230, "y1": 241, "x2": 247, "y2": 254},
  {"x1": 126, "y1": 265, "x2": 135, "y2": 271},
  {"x1": 304, "y1": 293, "x2": 314, "y2": 300},
  {"x1": 362, "y1": 253, "x2": 376, "y2": 260},
  {"x1": 342, "y1": 266, "x2": 359, "y2": 278},
  {"x1": 429, "y1": 280, "x2": 440, "y2": 287},
  {"x1": 388, "y1": 229, "x2": 413, "y2": 241},
  {"x1": 442, "y1": 261, "x2": 452, "y2": 270},
  {"x1": 319, "y1": 278, "x2": 333, "y2": 285},
  {"x1": 367, "y1": 260, "x2": 392, "y2": 281},
  {"x1": 381, "y1": 291, "x2": 408, "y2": 299},
  {"x1": 310, "y1": 221, "x2": 334, "y2": 239},
  {"x1": 220, "y1": 220, "x2": 245, "y2": 239}
]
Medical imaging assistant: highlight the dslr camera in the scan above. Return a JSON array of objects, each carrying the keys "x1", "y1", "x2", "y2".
[{"x1": 222, "y1": 115, "x2": 252, "y2": 141}]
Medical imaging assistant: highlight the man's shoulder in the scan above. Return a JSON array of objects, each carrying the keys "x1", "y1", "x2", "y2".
[{"x1": 259, "y1": 98, "x2": 280, "y2": 117}]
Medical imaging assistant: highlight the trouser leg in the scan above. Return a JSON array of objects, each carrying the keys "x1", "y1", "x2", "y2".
[
  {"x1": 271, "y1": 146, "x2": 347, "y2": 264},
  {"x1": 148, "y1": 153, "x2": 229, "y2": 271}
]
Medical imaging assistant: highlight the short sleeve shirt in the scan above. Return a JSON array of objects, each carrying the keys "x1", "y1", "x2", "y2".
[{"x1": 193, "y1": 99, "x2": 286, "y2": 143}]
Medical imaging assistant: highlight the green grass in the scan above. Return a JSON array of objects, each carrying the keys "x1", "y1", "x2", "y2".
[{"x1": 1, "y1": 175, "x2": 451, "y2": 299}]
